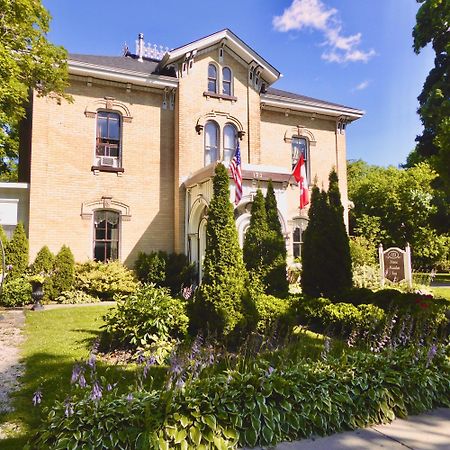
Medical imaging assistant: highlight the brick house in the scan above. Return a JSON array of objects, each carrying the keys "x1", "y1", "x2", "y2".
[{"x1": 0, "y1": 29, "x2": 363, "y2": 276}]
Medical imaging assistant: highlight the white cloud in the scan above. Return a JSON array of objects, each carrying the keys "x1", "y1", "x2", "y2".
[
  {"x1": 273, "y1": 0, "x2": 375, "y2": 64},
  {"x1": 352, "y1": 80, "x2": 370, "y2": 91}
]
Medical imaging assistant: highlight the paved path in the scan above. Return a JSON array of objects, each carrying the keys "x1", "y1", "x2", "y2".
[
  {"x1": 248, "y1": 408, "x2": 450, "y2": 449},
  {"x1": 0, "y1": 309, "x2": 25, "y2": 417}
]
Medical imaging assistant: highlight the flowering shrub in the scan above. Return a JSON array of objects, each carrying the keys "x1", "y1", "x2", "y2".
[
  {"x1": 101, "y1": 284, "x2": 189, "y2": 361},
  {"x1": 28, "y1": 345, "x2": 450, "y2": 449}
]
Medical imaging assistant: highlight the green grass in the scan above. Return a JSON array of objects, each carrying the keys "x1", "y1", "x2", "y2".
[
  {"x1": 432, "y1": 287, "x2": 450, "y2": 301},
  {"x1": 0, "y1": 305, "x2": 120, "y2": 448}
]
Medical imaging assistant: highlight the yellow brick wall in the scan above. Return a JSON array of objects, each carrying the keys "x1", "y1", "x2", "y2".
[{"x1": 28, "y1": 80, "x2": 175, "y2": 265}]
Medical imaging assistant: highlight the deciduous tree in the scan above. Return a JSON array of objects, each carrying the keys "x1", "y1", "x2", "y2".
[{"x1": 0, "y1": 0, "x2": 70, "y2": 178}]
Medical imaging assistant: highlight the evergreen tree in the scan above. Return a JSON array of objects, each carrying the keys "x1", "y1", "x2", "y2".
[
  {"x1": 301, "y1": 171, "x2": 353, "y2": 298},
  {"x1": 0, "y1": 225, "x2": 8, "y2": 261},
  {"x1": 243, "y1": 189, "x2": 269, "y2": 276},
  {"x1": 50, "y1": 245, "x2": 75, "y2": 299},
  {"x1": 301, "y1": 186, "x2": 328, "y2": 297},
  {"x1": 6, "y1": 223, "x2": 29, "y2": 279},
  {"x1": 31, "y1": 245, "x2": 55, "y2": 275},
  {"x1": 189, "y1": 164, "x2": 254, "y2": 339},
  {"x1": 264, "y1": 180, "x2": 289, "y2": 297},
  {"x1": 326, "y1": 170, "x2": 352, "y2": 294}
]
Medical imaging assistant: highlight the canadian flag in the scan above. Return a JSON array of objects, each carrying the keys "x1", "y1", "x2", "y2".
[{"x1": 292, "y1": 154, "x2": 309, "y2": 209}]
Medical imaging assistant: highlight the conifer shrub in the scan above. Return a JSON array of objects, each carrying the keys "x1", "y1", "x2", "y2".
[
  {"x1": 49, "y1": 245, "x2": 75, "y2": 299},
  {"x1": 30, "y1": 245, "x2": 55, "y2": 275},
  {"x1": 264, "y1": 180, "x2": 289, "y2": 297},
  {"x1": 0, "y1": 224, "x2": 8, "y2": 251},
  {"x1": 189, "y1": 163, "x2": 254, "y2": 339},
  {"x1": 134, "y1": 251, "x2": 166, "y2": 285},
  {"x1": 243, "y1": 189, "x2": 269, "y2": 278},
  {"x1": 5, "y1": 222, "x2": 28, "y2": 279},
  {"x1": 301, "y1": 170, "x2": 352, "y2": 298},
  {"x1": 30, "y1": 245, "x2": 55, "y2": 301},
  {"x1": 76, "y1": 260, "x2": 137, "y2": 300}
]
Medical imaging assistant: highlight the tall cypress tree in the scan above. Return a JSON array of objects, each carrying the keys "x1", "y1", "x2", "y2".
[
  {"x1": 264, "y1": 180, "x2": 289, "y2": 297},
  {"x1": 243, "y1": 189, "x2": 269, "y2": 277},
  {"x1": 31, "y1": 245, "x2": 55, "y2": 275},
  {"x1": 327, "y1": 170, "x2": 352, "y2": 294},
  {"x1": 6, "y1": 222, "x2": 29, "y2": 279},
  {"x1": 190, "y1": 163, "x2": 253, "y2": 339},
  {"x1": 301, "y1": 186, "x2": 328, "y2": 297},
  {"x1": 50, "y1": 245, "x2": 75, "y2": 299},
  {"x1": 301, "y1": 171, "x2": 353, "y2": 298}
]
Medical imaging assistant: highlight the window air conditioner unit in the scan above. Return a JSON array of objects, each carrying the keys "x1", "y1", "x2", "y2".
[{"x1": 99, "y1": 156, "x2": 116, "y2": 167}]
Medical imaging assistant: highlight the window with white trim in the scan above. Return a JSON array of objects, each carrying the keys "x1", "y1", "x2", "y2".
[
  {"x1": 223, "y1": 123, "x2": 237, "y2": 163},
  {"x1": 222, "y1": 67, "x2": 232, "y2": 96},
  {"x1": 96, "y1": 111, "x2": 121, "y2": 168},
  {"x1": 207, "y1": 64, "x2": 218, "y2": 93},
  {"x1": 93, "y1": 210, "x2": 119, "y2": 262}
]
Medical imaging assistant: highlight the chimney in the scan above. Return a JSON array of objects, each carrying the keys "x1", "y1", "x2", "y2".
[{"x1": 138, "y1": 33, "x2": 144, "y2": 62}]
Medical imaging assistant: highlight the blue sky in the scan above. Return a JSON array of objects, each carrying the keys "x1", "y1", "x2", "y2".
[{"x1": 42, "y1": 0, "x2": 434, "y2": 167}]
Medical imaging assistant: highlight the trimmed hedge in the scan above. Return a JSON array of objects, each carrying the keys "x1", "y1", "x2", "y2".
[{"x1": 28, "y1": 346, "x2": 450, "y2": 449}]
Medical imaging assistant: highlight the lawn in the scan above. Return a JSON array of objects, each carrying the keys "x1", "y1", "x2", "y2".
[{"x1": 0, "y1": 305, "x2": 117, "y2": 449}]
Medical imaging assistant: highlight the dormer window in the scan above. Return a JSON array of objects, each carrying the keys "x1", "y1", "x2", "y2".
[
  {"x1": 222, "y1": 67, "x2": 232, "y2": 96},
  {"x1": 207, "y1": 64, "x2": 218, "y2": 93}
]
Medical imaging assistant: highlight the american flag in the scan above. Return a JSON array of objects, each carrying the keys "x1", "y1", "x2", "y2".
[{"x1": 229, "y1": 142, "x2": 242, "y2": 205}]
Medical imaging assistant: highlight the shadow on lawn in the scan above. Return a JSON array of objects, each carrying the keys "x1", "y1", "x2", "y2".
[{"x1": 3, "y1": 350, "x2": 153, "y2": 448}]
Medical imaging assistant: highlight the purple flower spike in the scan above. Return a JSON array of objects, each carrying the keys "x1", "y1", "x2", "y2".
[
  {"x1": 426, "y1": 344, "x2": 438, "y2": 368},
  {"x1": 87, "y1": 353, "x2": 96, "y2": 368},
  {"x1": 64, "y1": 400, "x2": 74, "y2": 417},
  {"x1": 126, "y1": 393, "x2": 134, "y2": 402},
  {"x1": 90, "y1": 381, "x2": 103, "y2": 402},
  {"x1": 78, "y1": 373, "x2": 87, "y2": 389},
  {"x1": 32, "y1": 389, "x2": 42, "y2": 406},
  {"x1": 266, "y1": 366, "x2": 275, "y2": 377}
]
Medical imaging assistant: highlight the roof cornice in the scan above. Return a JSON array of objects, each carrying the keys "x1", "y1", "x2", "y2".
[
  {"x1": 261, "y1": 93, "x2": 365, "y2": 120},
  {"x1": 160, "y1": 29, "x2": 280, "y2": 85},
  {"x1": 68, "y1": 60, "x2": 178, "y2": 89}
]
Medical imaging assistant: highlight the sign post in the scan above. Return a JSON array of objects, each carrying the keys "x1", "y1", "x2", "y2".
[{"x1": 379, "y1": 244, "x2": 412, "y2": 288}]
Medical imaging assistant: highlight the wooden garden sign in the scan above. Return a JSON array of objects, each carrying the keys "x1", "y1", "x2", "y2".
[{"x1": 379, "y1": 244, "x2": 412, "y2": 288}]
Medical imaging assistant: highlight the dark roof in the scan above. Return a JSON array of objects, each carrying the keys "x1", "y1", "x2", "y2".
[
  {"x1": 265, "y1": 87, "x2": 361, "y2": 112},
  {"x1": 68, "y1": 53, "x2": 176, "y2": 77}
]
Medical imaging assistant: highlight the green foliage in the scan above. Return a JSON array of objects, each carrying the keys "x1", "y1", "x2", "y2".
[
  {"x1": 352, "y1": 264, "x2": 380, "y2": 289},
  {"x1": 243, "y1": 189, "x2": 269, "y2": 276},
  {"x1": 29, "y1": 346, "x2": 450, "y2": 449},
  {"x1": 349, "y1": 236, "x2": 377, "y2": 267},
  {"x1": 102, "y1": 284, "x2": 188, "y2": 360},
  {"x1": 49, "y1": 245, "x2": 75, "y2": 299},
  {"x1": 412, "y1": 0, "x2": 450, "y2": 194},
  {"x1": 302, "y1": 171, "x2": 352, "y2": 297},
  {"x1": 0, "y1": 0, "x2": 71, "y2": 176},
  {"x1": 348, "y1": 160, "x2": 449, "y2": 269},
  {"x1": 0, "y1": 224, "x2": 8, "y2": 250},
  {"x1": 264, "y1": 180, "x2": 289, "y2": 297},
  {"x1": 30, "y1": 245, "x2": 54, "y2": 275},
  {"x1": 254, "y1": 294, "x2": 294, "y2": 334},
  {"x1": 55, "y1": 290, "x2": 100, "y2": 304},
  {"x1": 190, "y1": 163, "x2": 252, "y2": 339},
  {"x1": 30, "y1": 245, "x2": 55, "y2": 300},
  {"x1": 5, "y1": 222, "x2": 28, "y2": 278},
  {"x1": 0, "y1": 276, "x2": 31, "y2": 306},
  {"x1": 134, "y1": 251, "x2": 196, "y2": 295},
  {"x1": 76, "y1": 260, "x2": 138, "y2": 300},
  {"x1": 134, "y1": 251, "x2": 166, "y2": 285}
]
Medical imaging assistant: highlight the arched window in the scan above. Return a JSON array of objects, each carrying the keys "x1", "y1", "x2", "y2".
[
  {"x1": 222, "y1": 67, "x2": 232, "y2": 96},
  {"x1": 93, "y1": 210, "x2": 120, "y2": 262},
  {"x1": 204, "y1": 121, "x2": 219, "y2": 166},
  {"x1": 207, "y1": 64, "x2": 217, "y2": 93},
  {"x1": 223, "y1": 123, "x2": 237, "y2": 163},
  {"x1": 96, "y1": 111, "x2": 121, "y2": 167},
  {"x1": 291, "y1": 137, "x2": 309, "y2": 177}
]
